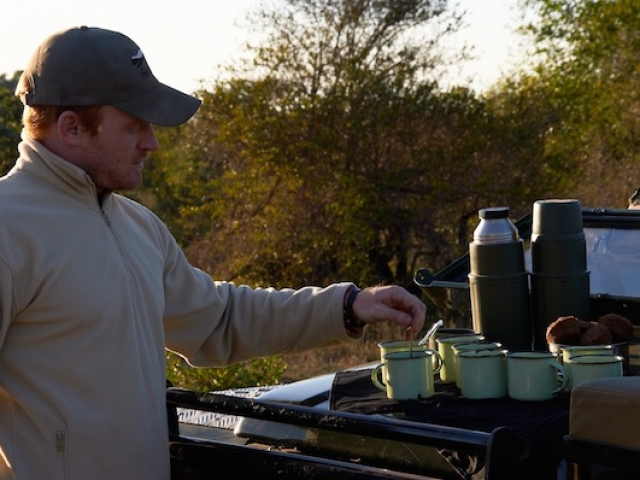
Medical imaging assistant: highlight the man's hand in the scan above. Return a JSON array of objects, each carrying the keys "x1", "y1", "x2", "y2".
[{"x1": 351, "y1": 285, "x2": 426, "y2": 338}]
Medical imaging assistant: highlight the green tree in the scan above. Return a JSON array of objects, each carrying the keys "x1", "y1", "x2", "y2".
[
  {"x1": 0, "y1": 72, "x2": 23, "y2": 175},
  {"x1": 139, "y1": 0, "x2": 590, "y2": 387},
  {"x1": 144, "y1": 0, "x2": 567, "y2": 321},
  {"x1": 149, "y1": 0, "x2": 470, "y2": 291},
  {"x1": 520, "y1": 0, "x2": 640, "y2": 207}
]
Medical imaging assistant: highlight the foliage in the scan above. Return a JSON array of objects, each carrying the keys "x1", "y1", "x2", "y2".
[
  {"x1": 519, "y1": 0, "x2": 640, "y2": 207},
  {"x1": 146, "y1": 0, "x2": 508, "y2": 290},
  {"x1": 166, "y1": 351, "x2": 285, "y2": 392},
  {"x1": 141, "y1": 0, "x2": 480, "y2": 390},
  {"x1": 0, "y1": 73, "x2": 23, "y2": 175},
  {"x1": 141, "y1": 0, "x2": 580, "y2": 389}
]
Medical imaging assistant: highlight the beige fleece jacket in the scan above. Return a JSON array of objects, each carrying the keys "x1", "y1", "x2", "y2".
[{"x1": 0, "y1": 138, "x2": 354, "y2": 480}]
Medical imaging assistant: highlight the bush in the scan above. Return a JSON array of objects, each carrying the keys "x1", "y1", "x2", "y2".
[{"x1": 166, "y1": 351, "x2": 286, "y2": 392}]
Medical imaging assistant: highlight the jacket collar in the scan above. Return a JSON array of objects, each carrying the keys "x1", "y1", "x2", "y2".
[{"x1": 14, "y1": 132, "x2": 101, "y2": 204}]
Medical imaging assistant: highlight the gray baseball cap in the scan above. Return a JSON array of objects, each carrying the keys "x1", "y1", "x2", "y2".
[{"x1": 17, "y1": 26, "x2": 201, "y2": 126}]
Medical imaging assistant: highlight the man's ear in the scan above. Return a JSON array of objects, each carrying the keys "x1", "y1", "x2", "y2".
[{"x1": 57, "y1": 111, "x2": 87, "y2": 146}]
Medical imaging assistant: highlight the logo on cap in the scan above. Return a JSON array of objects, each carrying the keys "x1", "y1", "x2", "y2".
[{"x1": 131, "y1": 49, "x2": 152, "y2": 79}]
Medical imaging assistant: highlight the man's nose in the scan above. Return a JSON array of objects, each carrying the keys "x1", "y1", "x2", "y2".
[{"x1": 141, "y1": 124, "x2": 159, "y2": 152}]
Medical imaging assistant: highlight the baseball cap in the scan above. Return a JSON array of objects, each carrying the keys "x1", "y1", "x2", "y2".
[{"x1": 16, "y1": 26, "x2": 201, "y2": 126}]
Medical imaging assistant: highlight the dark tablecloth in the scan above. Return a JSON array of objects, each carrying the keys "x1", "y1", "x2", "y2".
[{"x1": 329, "y1": 368, "x2": 570, "y2": 480}]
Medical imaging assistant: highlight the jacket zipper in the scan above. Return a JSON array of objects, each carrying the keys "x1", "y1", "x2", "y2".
[
  {"x1": 100, "y1": 208, "x2": 112, "y2": 227},
  {"x1": 54, "y1": 429, "x2": 66, "y2": 480}
]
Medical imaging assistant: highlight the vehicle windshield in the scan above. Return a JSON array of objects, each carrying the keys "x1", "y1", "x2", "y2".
[
  {"x1": 585, "y1": 227, "x2": 640, "y2": 298},
  {"x1": 524, "y1": 227, "x2": 640, "y2": 299}
]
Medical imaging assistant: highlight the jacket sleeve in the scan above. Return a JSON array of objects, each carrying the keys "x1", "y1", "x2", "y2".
[{"x1": 160, "y1": 232, "x2": 356, "y2": 367}]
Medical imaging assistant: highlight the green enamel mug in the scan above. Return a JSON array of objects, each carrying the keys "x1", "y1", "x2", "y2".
[
  {"x1": 371, "y1": 350, "x2": 442, "y2": 400},
  {"x1": 565, "y1": 354, "x2": 623, "y2": 391},
  {"x1": 458, "y1": 349, "x2": 508, "y2": 399},
  {"x1": 451, "y1": 340, "x2": 502, "y2": 388},
  {"x1": 436, "y1": 334, "x2": 485, "y2": 383},
  {"x1": 507, "y1": 351, "x2": 567, "y2": 401}
]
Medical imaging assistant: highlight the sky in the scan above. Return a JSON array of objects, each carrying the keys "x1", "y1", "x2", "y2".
[{"x1": 0, "y1": 0, "x2": 526, "y2": 95}]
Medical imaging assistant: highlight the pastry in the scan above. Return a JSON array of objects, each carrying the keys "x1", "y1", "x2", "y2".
[
  {"x1": 546, "y1": 316, "x2": 582, "y2": 345},
  {"x1": 598, "y1": 313, "x2": 634, "y2": 341},
  {"x1": 580, "y1": 322, "x2": 613, "y2": 346}
]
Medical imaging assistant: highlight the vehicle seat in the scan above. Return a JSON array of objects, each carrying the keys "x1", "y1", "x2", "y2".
[
  {"x1": 570, "y1": 376, "x2": 640, "y2": 449},
  {"x1": 565, "y1": 377, "x2": 640, "y2": 479}
]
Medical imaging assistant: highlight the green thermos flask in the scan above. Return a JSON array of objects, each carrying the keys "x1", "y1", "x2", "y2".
[{"x1": 468, "y1": 207, "x2": 533, "y2": 351}]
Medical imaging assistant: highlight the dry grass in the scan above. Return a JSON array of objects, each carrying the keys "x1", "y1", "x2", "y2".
[
  {"x1": 278, "y1": 313, "x2": 472, "y2": 383},
  {"x1": 279, "y1": 322, "x2": 414, "y2": 383}
]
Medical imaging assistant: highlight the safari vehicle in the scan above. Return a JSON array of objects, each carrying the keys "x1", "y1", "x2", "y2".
[{"x1": 167, "y1": 207, "x2": 640, "y2": 480}]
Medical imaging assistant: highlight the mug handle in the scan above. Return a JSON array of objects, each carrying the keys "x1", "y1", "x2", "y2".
[
  {"x1": 431, "y1": 351, "x2": 443, "y2": 375},
  {"x1": 549, "y1": 360, "x2": 568, "y2": 394},
  {"x1": 370, "y1": 363, "x2": 387, "y2": 392}
]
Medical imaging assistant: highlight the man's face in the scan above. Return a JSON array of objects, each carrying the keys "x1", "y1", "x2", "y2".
[{"x1": 80, "y1": 106, "x2": 159, "y2": 195}]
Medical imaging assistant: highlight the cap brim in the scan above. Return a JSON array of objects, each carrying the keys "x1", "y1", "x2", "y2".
[{"x1": 113, "y1": 82, "x2": 201, "y2": 126}]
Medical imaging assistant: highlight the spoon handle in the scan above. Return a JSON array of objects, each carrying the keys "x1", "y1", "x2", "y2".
[{"x1": 418, "y1": 319, "x2": 444, "y2": 346}]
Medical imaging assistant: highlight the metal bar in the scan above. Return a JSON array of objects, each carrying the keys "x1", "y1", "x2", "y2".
[{"x1": 167, "y1": 388, "x2": 514, "y2": 456}]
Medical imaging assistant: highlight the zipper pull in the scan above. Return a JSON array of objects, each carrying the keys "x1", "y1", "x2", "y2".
[
  {"x1": 55, "y1": 430, "x2": 65, "y2": 452},
  {"x1": 100, "y1": 209, "x2": 112, "y2": 227}
]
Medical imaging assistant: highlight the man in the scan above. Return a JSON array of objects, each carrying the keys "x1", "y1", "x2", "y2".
[{"x1": 0, "y1": 26, "x2": 426, "y2": 479}]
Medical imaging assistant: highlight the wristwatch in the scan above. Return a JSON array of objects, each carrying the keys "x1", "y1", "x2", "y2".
[{"x1": 343, "y1": 286, "x2": 366, "y2": 333}]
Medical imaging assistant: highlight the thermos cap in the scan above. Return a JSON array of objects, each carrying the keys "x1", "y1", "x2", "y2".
[
  {"x1": 532, "y1": 199, "x2": 583, "y2": 236},
  {"x1": 473, "y1": 206, "x2": 519, "y2": 244},
  {"x1": 479, "y1": 207, "x2": 510, "y2": 219}
]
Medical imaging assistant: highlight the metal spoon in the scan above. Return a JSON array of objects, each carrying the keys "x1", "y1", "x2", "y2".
[{"x1": 418, "y1": 319, "x2": 444, "y2": 346}]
